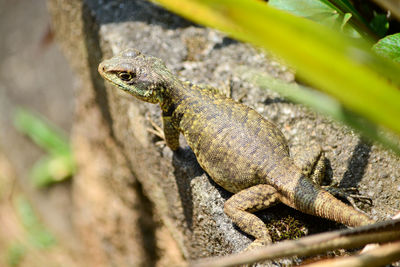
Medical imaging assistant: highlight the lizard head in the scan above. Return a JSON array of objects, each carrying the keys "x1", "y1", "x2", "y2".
[{"x1": 98, "y1": 49, "x2": 173, "y2": 104}]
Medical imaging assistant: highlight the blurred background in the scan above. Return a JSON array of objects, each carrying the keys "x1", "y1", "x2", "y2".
[{"x1": 0, "y1": 0, "x2": 78, "y2": 266}]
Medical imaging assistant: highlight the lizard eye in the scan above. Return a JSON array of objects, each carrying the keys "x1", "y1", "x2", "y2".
[{"x1": 118, "y1": 71, "x2": 135, "y2": 81}]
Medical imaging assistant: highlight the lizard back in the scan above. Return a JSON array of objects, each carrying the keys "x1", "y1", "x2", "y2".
[{"x1": 173, "y1": 87, "x2": 295, "y2": 193}]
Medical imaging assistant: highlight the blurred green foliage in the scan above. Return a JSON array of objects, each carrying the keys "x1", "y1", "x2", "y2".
[
  {"x1": 7, "y1": 243, "x2": 26, "y2": 267},
  {"x1": 13, "y1": 108, "x2": 75, "y2": 187},
  {"x1": 15, "y1": 196, "x2": 56, "y2": 248},
  {"x1": 238, "y1": 67, "x2": 400, "y2": 154},
  {"x1": 6, "y1": 196, "x2": 56, "y2": 267}
]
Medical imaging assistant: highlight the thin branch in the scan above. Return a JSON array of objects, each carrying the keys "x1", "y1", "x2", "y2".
[
  {"x1": 302, "y1": 240, "x2": 400, "y2": 267},
  {"x1": 191, "y1": 219, "x2": 400, "y2": 267}
]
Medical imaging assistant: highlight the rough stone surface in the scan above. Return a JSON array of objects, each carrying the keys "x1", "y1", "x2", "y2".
[{"x1": 47, "y1": 0, "x2": 400, "y2": 266}]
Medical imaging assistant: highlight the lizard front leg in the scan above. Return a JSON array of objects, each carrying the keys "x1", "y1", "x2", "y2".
[
  {"x1": 162, "y1": 113, "x2": 180, "y2": 151},
  {"x1": 146, "y1": 114, "x2": 180, "y2": 150},
  {"x1": 224, "y1": 184, "x2": 281, "y2": 250}
]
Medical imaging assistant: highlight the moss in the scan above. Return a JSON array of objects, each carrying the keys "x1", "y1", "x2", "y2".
[{"x1": 268, "y1": 215, "x2": 307, "y2": 242}]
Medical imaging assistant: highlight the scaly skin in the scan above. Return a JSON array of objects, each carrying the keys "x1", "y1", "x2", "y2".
[{"x1": 98, "y1": 49, "x2": 375, "y2": 249}]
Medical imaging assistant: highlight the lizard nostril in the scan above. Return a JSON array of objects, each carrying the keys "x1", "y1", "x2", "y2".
[{"x1": 98, "y1": 63, "x2": 106, "y2": 74}]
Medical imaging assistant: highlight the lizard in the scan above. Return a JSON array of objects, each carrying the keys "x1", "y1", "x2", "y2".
[{"x1": 98, "y1": 49, "x2": 375, "y2": 250}]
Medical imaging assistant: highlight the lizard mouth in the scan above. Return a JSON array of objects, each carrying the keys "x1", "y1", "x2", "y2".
[
  {"x1": 98, "y1": 62, "x2": 110, "y2": 80},
  {"x1": 97, "y1": 63, "x2": 125, "y2": 88}
]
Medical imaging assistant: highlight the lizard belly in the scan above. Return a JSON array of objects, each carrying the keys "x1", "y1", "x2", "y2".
[
  {"x1": 194, "y1": 135, "x2": 264, "y2": 193},
  {"x1": 179, "y1": 102, "x2": 290, "y2": 193}
]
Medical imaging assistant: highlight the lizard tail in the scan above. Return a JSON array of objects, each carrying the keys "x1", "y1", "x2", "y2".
[{"x1": 291, "y1": 178, "x2": 375, "y2": 227}]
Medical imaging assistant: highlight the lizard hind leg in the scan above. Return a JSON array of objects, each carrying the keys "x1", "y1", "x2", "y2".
[
  {"x1": 224, "y1": 184, "x2": 280, "y2": 251},
  {"x1": 292, "y1": 142, "x2": 326, "y2": 184},
  {"x1": 292, "y1": 143, "x2": 372, "y2": 211}
]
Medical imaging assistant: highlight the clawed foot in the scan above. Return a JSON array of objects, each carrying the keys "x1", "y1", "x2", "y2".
[
  {"x1": 322, "y1": 182, "x2": 372, "y2": 213},
  {"x1": 146, "y1": 116, "x2": 166, "y2": 147}
]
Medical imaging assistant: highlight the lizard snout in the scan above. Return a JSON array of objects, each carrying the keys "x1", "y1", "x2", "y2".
[{"x1": 98, "y1": 62, "x2": 106, "y2": 75}]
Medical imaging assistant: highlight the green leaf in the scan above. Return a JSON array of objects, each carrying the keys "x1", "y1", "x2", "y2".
[
  {"x1": 269, "y1": 0, "x2": 348, "y2": 30},
  {"x1": 373, "y1": 33, "x2": 400, "y2": 62},
  {"x1": 268, "y1": 0, "x2": 371, "y2": 39},
  {"x1": 13, "y1": 108, "x2": 70, "y2": 155},
  {"x1": 269, "y1": 0, "x2": 336, "y2": 18}
]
